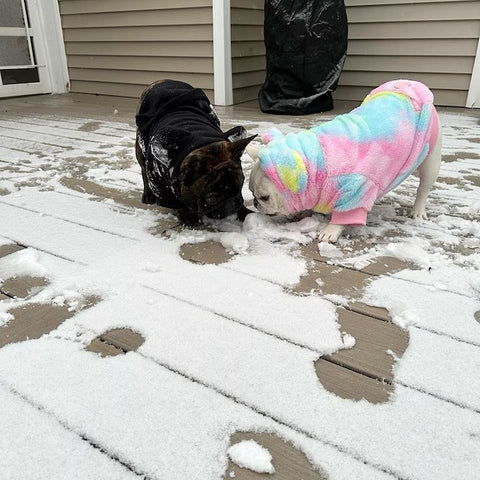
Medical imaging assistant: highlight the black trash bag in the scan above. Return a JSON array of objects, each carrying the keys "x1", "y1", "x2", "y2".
[{"x1": 258, "y1": 0, "x2": 348, "y2": 115}]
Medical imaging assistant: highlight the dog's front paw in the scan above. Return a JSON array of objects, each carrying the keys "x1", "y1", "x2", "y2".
[
  {"x1": 178, "y1": 209, "x2": 201, "y2": 227},
  {"x1": 142, "y1": 191, "x2": 157, "y2": 204},
  {"x1": 411, "y1": 206, "x2": 428, "y2": 220},
  {"x1": 318, "y1": 224, "x2": 344, "y2": 243}
]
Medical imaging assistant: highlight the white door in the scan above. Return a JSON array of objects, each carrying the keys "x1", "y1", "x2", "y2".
[{"x1": 0, "y1": 0, "x2": 51, "y2": 97}]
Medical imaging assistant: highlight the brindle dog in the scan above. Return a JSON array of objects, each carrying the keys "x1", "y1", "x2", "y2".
[{"x1": 135, "y1": 79, "x2": 255, "y2": 226}]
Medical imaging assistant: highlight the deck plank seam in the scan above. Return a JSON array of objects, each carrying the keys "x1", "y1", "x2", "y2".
[
  {"x1": 0, "y1": 199, "x2": 141, "y2": 241},
  {"x1": 142, "y1": 284, "x2": 480, "y2": 415},
  {"x1": 0, "y1": 118, "x2": 132, "y2": 142},
  {"x1": 0, "y1": 124, "x2": 107, "y2": 148},
  {"x1": 308, "y1": 256, "x2": 478, "y2": 301},
  {"x1": 0, "y1": 379, "x2": 156, "y2": 480},
  {"x1": 0, "y1": 235, "x2": 83, "y2": 265},
  {"x1": 221, "y1": 264, "x2": 480, "y2": 346},
  {"x1": 0, "y1": 130, "x2": 75, "y2": 150},
  {"x1": 2, "y1": 228, "x2": 476, "y2": 351},
  {"x1": 136, "y1": 349, "x2": 406, "y2": 480}
]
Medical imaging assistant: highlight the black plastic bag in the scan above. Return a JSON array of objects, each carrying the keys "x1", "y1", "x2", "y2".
[{"x1": 258, "y1": 0, "x2": 348, "y2": 114}]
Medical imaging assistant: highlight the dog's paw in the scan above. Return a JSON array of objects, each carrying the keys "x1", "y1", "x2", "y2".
[
  {"x1": 318, "y1": 224, "x2": 344, "y2": 243},
  {"x1": 141, "y1": 191, "x2": 157, "y2": 204},
  {"x1": 411, "y1": 207, "x2": 428, "y2": 220},
  {"x1": 178, "y1": 209, "x2": 201, "y2": 227}
]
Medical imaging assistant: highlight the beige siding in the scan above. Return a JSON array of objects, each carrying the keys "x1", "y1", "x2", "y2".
[
  {"x1": 231, "y1": 0, "x2": 266, "y2": 104},
  {"x1": 59, "y1": 0, "x2": 214, "y2": 99},
  {"x1": 336, "y1": 0, "x2": 480, "y2": 106},
  {"x1": 58, "y1": 0, "x2": 478, "y2": 107}
]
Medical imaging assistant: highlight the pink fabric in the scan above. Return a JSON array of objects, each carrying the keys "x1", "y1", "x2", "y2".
[
  {"x1": 258, "y1": 80, "x2": 440, "y2": 225},
  {"x1": 330, "y1": 208, "x2": 368, "y2": 225}
]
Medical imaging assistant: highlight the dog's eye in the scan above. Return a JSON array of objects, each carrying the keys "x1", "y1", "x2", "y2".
[
  {"x1": 204, "y1": 194, "x2": 218, "y2": 206},
  {"x1": 259, "y1": 195, "x2": 270, "y2": 202}
]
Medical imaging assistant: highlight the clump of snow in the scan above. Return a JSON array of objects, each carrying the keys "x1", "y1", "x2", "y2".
[
  {"x1": 51, "y1": 289, "x2": 91, "y2": 312},
  {"x1": 318, "y1": 242, "x2": 344, "y2": 259},
  {"x1": 323, "y1": 293, "x2": 350, "y2": 306},
  {"x1": 284, "y1": 215, "x2": 324, "y2": 233},
  {"x1": 242, "y1": 213, "x2": 312, "y2": 244},
  {"x1": 0, "y1": 248, "x2": 47, "y2": 281},
  {"x1": 227, "y1": 439, "x2": 275, "y2": 474},
  {"x1": 220, "y1": 232, "x2": 249, "y2": 254},
  {"x1": 0, "y1": 180, "x2": 17, "y2": 194},
  {"x1": 0, "y1": 311, "x2": 13, "y2": 327},
  {"x1": 342, "y1": 332, "x2": 356, "y2": 348},
  {"x1": 381, "y1": 241, "x2": 431, "y2": 267}
]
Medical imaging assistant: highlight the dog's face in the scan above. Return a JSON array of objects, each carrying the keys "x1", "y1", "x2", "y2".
[
  {"x1": 179, "y1": 136, "x2": 255, "y2": 220},
  {"x1": 247, "y1": 150, "x2": 288, "y2": 215}
]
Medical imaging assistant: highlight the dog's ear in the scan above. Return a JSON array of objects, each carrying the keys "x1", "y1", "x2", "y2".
[
  {"x1": 179, "y1": 156, "x2": 208, "y2": 187},
  {"x1": 229, "y1": 135, "x2": 257, "y2": 162},
  {"x1": 246, "y1": 144, "x2": 260, "y2": 160}
]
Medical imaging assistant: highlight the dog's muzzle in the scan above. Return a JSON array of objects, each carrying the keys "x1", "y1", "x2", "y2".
[{"x1": 203, "y1": 195, "x2": 243, "y2": 219}]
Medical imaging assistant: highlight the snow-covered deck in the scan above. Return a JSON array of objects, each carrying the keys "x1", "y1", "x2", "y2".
[{"x1": 0, "y1": 93, "x2": 479, "y2": 480}]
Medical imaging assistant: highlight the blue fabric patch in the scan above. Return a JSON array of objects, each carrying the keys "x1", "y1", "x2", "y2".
[
  {"x1": 311, "y1": 94, "x2": 416, "y2": 144},
  {"x1": 386, "y1": 143, "x2": 429, "y2": 192},
  {"x1": 334, "y1": 173, "x2": 368, "y2": 211}
]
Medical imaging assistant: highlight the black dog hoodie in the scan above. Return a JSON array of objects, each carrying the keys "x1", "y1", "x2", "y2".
[{"x1": 135, "y1": 79, "x2": 245, "y2": 208}]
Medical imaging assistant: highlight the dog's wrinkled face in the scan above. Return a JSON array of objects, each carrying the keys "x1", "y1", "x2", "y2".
[
  {"x1": 248, "y1": 157, "x2": 288, "y2": 216},
  {"x1": 179, "y1": 136, "x2": 255, "y2": 220}
]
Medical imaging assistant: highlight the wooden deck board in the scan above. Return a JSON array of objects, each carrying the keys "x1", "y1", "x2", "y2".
[
  {"x1": 0, "y1": 243, "x2": 24, "y2": 258},
  {"x1": 226, "y1": 432, "x2": 328, "y2": 479},
  {"x1": 1, "y1": 92, "x2": 479, "y2": 480},
  {"x1": 0, "y1": 303, "x2": 76, "y2": 348},
  {"x1": 0, "y1": 275, "x2": 49, "y2": 300},
  {"x1": 326, "y1": 308, "x2": 409, "y2": 382}
]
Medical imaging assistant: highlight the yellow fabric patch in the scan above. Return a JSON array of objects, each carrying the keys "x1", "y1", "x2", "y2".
[
  {"x1": 313, "y1": 202, "x2": 332, "y2": 214},
  {"x1": 277, "y1": 150, "x2": 306, "y2": 193},
  {"x1": 362, "y1": 91, "x2": 406, "y2": 106}
]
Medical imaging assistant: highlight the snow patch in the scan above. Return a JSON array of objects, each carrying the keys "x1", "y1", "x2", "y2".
[
  {"x1": 227, "y1": 439, "x2": 275, "y2": 474},
  {"x1": 0, "y1": 248, "x2": 47, "y2": 281}
]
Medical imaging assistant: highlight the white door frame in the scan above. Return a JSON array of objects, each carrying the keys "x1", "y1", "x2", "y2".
[
  {"x1": 212, "y1": 0, "x2": 233, "y2": 106},
  {"x1": 466, "y1": 36, "x2": 480, "y2": 108},
  {"x1": 35, "y1": 0, "x2": 70, "y2": 94},
  {"x1": 0, "y1": 0, "x2": 69, "y2": 98}
]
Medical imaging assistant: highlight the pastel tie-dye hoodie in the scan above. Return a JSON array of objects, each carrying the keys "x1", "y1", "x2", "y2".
[{"x1": 258, "y1": 80, "x2": 439, "y2": 225}]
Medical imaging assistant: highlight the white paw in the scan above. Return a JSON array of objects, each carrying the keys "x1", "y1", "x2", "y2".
[
  {"x1": 411, "y1": 207, "x2": 428, "y2": 220},
  {"x1": 318, "y1": 224, "x2": 344, "y2": 243}
]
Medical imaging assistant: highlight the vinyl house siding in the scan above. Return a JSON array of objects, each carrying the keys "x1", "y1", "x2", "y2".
[
  {"x1": 231, "y1": 0, "x2": 265, "y2": 104},
  {"x1": 58, "y1": 0, "x2": 215, "y2": 100},
  {"x1": 58, "y1": 0, "x2": 479, "y2": 107},
  {"x1": 337, "y1": 0, "x2": 480, "y2": 106}
]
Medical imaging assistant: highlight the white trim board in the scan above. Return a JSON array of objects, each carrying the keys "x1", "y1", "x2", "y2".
[
  {"x1": 466, "y1": 36, "x2": 480, "y2": 108},
  {"x1": 35, "y1": 0, "x2": 70, "y2": 94},
  {"x1": 212, "y1": 0, "x2": 233, "y2": 106}
]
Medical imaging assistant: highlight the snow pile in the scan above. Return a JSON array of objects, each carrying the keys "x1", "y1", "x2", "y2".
[
  {"x1": 227, "y1": 440, "x2": 275, "y2": 474},
  {"x1": 0, "y1": 248, "x2": 47, "y2": 281}
]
